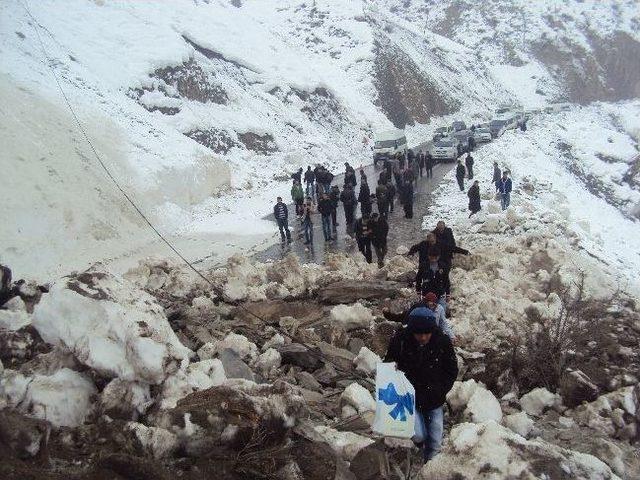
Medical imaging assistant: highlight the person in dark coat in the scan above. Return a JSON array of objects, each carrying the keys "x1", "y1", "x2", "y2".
[
  {"x1": 399, "y1": 181, "x2": 414, "y2": 219},
  {"x1": 386, "y1": 180, "x2": 396, "y2": 214},
  {"x1": 354, "y1": 213, "x2": 373, "y2": 263},
  {"x1": 418, "y1": 150, "x2": 425, "y2": 177},
  {"x1": 432, "y1": 221, "x2": 469, "y2": 267},
  {"x1": 304, "y1": 166, "x2": 315, "y2": 199},
  {"x1": 370, "y1": 212, "x2": 389, "y2": 268},
  {"x1": 273, "y1": 196, "x2": 292, "y2": 243},
  {"x1": 455, "y1": 160, "x2": 465, "y2": 191},
  {"x1": 344, "y1": 162, "x2": 357, "y2": 188},
  {"x1": 414, "y1": 249, "x2": 451, "y2": 300},
  {"x1": 425, "y1": 152, "x2": 434, "y2": 179},
  {"x1": 291, "y1": 167, "x2": 303, "y2": 184},
  {"x1": 465, "y1": 153, "x2": 474, "y2": 179},
  {"x1": 340, "y1": 184, "x2": 357, "y2": 229},
  {"x1": 384, "y1": 311, "x2": 458, "y2": 462},
  {"x1": 301, "y1": 197, "x2": 314, "y2": 245},
  {"x1": 492, "y1": 162, "x2": 501, "y2": 189},
  {"x1": 358, "y1": 178, "x2": 372, "y2": 216},
  {"x1": 408, "y1": 233, "x2": 440, "y2": 268},
  {"x1": 317, "y1": 193, "x2": 334, "y2": 242},
  {"x1": 329, "y1": 184, "x2": 340, "y2": 234},
  {"x1": 375, "y1": 179, "x2": 389, "y2": 217},
  {"x1": 467, "y1": 180, "x2": 481, "y2": 217}
]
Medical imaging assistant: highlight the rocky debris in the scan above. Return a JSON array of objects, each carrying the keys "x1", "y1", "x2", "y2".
[
  {"x1": 317, "y1": 280, "x2": 402, "y2": 304},
  {"x1": 218, "y1": 348, "x2": 255, "y2": 381},
  {"x1": 503, "y1": 411, "x2": 535, "y2": 438},
  {"x1": 559, "y1": 369, "x2": 600, "y2": 408},
  {"x1": 99, "y1": 379, "x2": 151, "y2": 421},
  {"x1": 520, "y1": 387, "x2": 563, "y2": 416},
  {"x1": 447, "y1": 380, "x2": 502, "y2": 424},
  {"x1": 420, "y1": 421, "x2": 619, "y2": 480},
  {"x1": 126, "y1": 422, "x2": 179, "y2": 460},
  {"x1": 0, "y1": 409, "x2": 50, "y2": 458},
  {"x1": 330, "y1": 303, "x2": 374, "y2": 331},
  {"x1": 278, "y1": 343, "x2": 323, "y2": 371}
]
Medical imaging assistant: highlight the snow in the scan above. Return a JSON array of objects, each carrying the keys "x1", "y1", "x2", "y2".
[
  {"x1": 520, "y1": 387, "x2": 562, "y2": 417},
  {"x1": 0, "y1": 309, "x2": 32, "y2": 331},
  {"x1": 330, "y1": 303, "x2": 375, "y2": 331},
  {"x1": 503, "y1": 411, "x2": 535, "y2": 438},
  {"x1": 313, "y1": 425, "x2": 374, "y2": 461},
  {"x1": 341, "y1": 382, "x2": 376, "y2": 414},
  {"x1": 31, "y1": 269, "x2": 192, "y2": 384},
  {"x1": 127, "y1": 422, "x2": 179, "y2": 459},
  {"x1": 100, "y1": 379, "x2": 151, "y2": 420},
  {"x1": 465, "y1": 387, "x2": 503, "y2": 424},
  {"x1": 185, "y1": 359, "x2": 227, "y2": 390},
  {"x1": 353, "y1": 346, "x2": 382, "y2": 375},
  {"x1": 253, "y1": 348, "x2": 282, "y2": 375}
]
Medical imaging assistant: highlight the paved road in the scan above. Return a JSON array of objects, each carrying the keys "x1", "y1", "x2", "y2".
[{"x1": 253, "y1": 140, "x2": 458, "y2": 264}]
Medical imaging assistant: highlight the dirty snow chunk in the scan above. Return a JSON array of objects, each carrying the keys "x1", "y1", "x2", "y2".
[
  {"x1": 447, "y1": 379, "x2": 482, "y2": 412},
  {"x1": 465, "y1": 387, "x2": 502, "y2": 424},
  {"x1": 4, "y1": 296, "x2": 26, "y2": 312},
  {"x1": 262, "y1": 333, "x2": 285, "y2": 351},
  {"x1": 127, "y1": 422, "x2": 179, "y2": 459},
  {"x1": 420, "y1": 421, "x2": 618, "y2": 480},
  {"x1": 330, "y1": 303, "x2": 374, "y2": 331},
  {"x1": 0, "y1": 309, "x2": 31, "y2": 331},
  {"x1": 353, "y1": 347, "x2": 382, "y2": 375},
  {"x1": 25, "y1": 368, "x2": 96, "y2": 428},
  {"x1": 313, "y1": 425, "x2": 374, "y2": 461},
  {"x1": 186, "y1": 359, "x2": 226, "y2": 390},
  {"x1": 396, "y1": 246, "x2": 409, "y2": 255},
  {"x1": 0, "y1": 369, "x2": 30, "y2": 408},
  {"x1": 100, "y1": 379, "x2": 151, "y2": 420},
  {"x1": 32, "y1": 271, "x2": 191, "y2": 384},
  {"x1": 503, "y1": 411, "x2": 534, "y2": 438},
  {"x1": 341, "y1": 382, "x2": 376, "y2": 414},
  {"x1": 254, "y1": 348, "x2": 281, "y2": 374},
  {"x1": 214, "y1": 333, "x2": 259, "y2": 360},
  {"x1": 197, "y1": 342, "x2": 217, "y2": 361},
  {"x1": 520, "y1": 387, "x2": 562, "y2": 416}
]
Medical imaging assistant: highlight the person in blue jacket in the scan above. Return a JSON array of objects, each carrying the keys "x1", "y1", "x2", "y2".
[{"x1": 496, "y1": 171, "x2": 513, "y2": 210}]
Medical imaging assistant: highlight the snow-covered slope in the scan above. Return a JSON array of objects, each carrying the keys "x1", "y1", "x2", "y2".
[{"x1": 1, "y1": 0, "x2": 638, "y2": 281}]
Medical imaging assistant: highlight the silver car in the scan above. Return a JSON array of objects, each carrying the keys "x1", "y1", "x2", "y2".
[{"x1": 430, "y1": 137, "x2": 459, "y2": 162}]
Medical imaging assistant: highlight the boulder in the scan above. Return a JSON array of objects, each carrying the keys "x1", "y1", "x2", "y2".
[
  {"x1": 313, "y1": 425, "x2": 374, "y2": 461},
  {"x1": 559, "y1": 369, "x2": 599, "y2": 408},
  {"x1": 465, "y1": 387, "x2": 503, "y2": 424},
  {"x1": 520, "y1": 387, "x2": 562, "y2": 416},
  {"x1": 349, "y1": 440, "x2": 392, "y2": 480},
  {"x1": 253, "y1": 348, "x2": 282, "y2": 375},
  {"x1": 296, "y1": 371, "x2": 322, "y2": 392},
  {"x1": 278, "y1": 343, "x2": 322, "y2": 371},
  {"x1": 218, "y1": 348, "x2": 255, "y2": 381},
  {"x1": 329, "y1": 303, "x2": 374, "y2": 331},
  {"x1": 317, "y1": 341, "x2": 356, "y2": 372},
  {"x1": 317, "y1": 281, "x2": 402, "y2": 304}
]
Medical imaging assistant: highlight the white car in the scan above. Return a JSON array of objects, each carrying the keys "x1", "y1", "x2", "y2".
[
  {"x1": 373, "y1": 129, "x2": 407, "y2": 165},
  {"x1": 473, "y1": 127, "x2": 492, "y2": 143},
  {"x1": 430, "y1": 137, "x2": 459, "y2": 162}
]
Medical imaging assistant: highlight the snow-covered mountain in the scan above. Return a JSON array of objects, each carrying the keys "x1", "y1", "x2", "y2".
[{"x1": 1, "y1": 0, "x2": 638, "y2": 281}]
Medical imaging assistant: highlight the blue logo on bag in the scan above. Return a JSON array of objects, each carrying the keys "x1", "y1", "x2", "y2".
[{"x1": 378, "y1": 383, "x2": 414, "y2": 421}]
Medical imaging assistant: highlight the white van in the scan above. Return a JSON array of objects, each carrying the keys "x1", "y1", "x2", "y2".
[{"x1": 373, "y1": 129, "x2": 407, "y2": 165}]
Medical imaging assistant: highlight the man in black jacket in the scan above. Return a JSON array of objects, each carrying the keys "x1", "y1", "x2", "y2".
[
  {"x1": 358, "y1": 177, "x2": 372, "y2": 216},
  {"x1": 340, "y1": 184, "x2": 357, "y2": 230},
  {"x1": 304, "y1": 166, "x2": 315, "y2": 199},
  {"x1": 432, "y1": 221, "x2": 469, "y2": 267},
  {"x1": 425, "y1": 152, "x2": 434, "y2": 179},
  {"x1": 370, "y1": 212, "x2": 389, "y2": 268},
  {"x1": 465, "y1": 153, "x2": 474, "y2": 179},
  {"x1": 416, "y1": 249, "x2": 451, "y2": 299},
  {"x1": 318, "y1": 193, "x2": 334, "y2": 242},
  {"x1": 384, "y1": 311, "x2": 458, "y2": 461},
  {"x1": 455, "y1": 160, "x2": 466, "y2": 191},
  {"x1": 273, "y1": 197, "x2": 292, "y2": 243},
  {"x1": 354, "y1": 213, "x2": 373, "y2": 263}
]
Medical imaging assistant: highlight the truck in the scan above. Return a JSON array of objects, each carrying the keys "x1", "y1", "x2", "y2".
[{"x1": 373, "y1": 129, "x2": 407, "y2": 166}]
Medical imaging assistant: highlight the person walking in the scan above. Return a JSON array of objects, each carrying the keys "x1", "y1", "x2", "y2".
[
  {"x1": 455, "y1": 160, "x2": 465, "y2": 191},
  {"x1": 418, "y1": 249, "x2": 451, "y2": 308},
  {"x1": 467, "y1": 180, "x2": 481, "y2": 217},
  {"x1": 496, "y1": 171, "x2": 513, "y2": 210},
  {"x1": 354, "y1": 213, "x2": 373, "y2": 263},
  {"x1": 418, "y1": 150, "x2": 425, "y2": 177},
  {"x1": 291, "y1": 180, "x2": 305, "y2": 217},
  {"x1": 381, "y1": 290, "x2": 455, "y2": 340},
  {"x1": 384, "y1": 310, "x2": 458, "y2": 462},
  {"x1": 301, "y1": 197, "x2": 314, "y2": 245},
  {"x1": 273, "y1": 196, "x2": 292, "y2": 244},
  {"x1": 358, "y1": 177, "x2": 372, "y2": 216},
  {"x1": 329, "y1": 184, "x2": 340, "y2": 234},
  {"x1": 386, "y1": 180, "x2": 396, "y2": 214},
  {"x1": 492, "y1": 162, "x2": 502, "y2": 189},
  {"x1": 344, "y1": 162, "x2": 357, "y2": 188},
  {"x1": 425, "y1": 152, "x2": 434, "y2": 179},
  {"x1": 432, "y1": 221, "x2": 469, "y2": 268},
  {"x1": 400, "y1": 180, "x2": 414, "y2": 219},
  {"x1": 370, "y1": 212, "x2": 389, "y2": 268},
  {"x1": 340, "y1": 183, "x2": 357, "y2": 230},
  {"x1": 465, "y1": 153, "x2": 474, "y2": 179},
  {"x1": 318, "y1": 193, "x2": 334, "y2": 242},
  {"x1": 375, "y1": 179, "x2": 389, "y2": 217},
  {"x1": 304, "y1": 166, "x2": 315, "y2": 199},
  {"x1": 291, "y1": 167, "x2": 303, "y2": 184}
]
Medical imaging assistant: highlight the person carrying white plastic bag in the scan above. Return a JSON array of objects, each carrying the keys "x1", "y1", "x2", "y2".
[
  {"x1": 380, "y1": 308, "x2": 458, "y2": 462},
  {"x1": 372, "y1": 362, "x2": 416, "y2": 438}
]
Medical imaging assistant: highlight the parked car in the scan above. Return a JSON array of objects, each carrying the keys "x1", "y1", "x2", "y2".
[
  {"x1": 473, "y1": 127, "x2": 492, "y2": 143},
  {"x1": 432, "y1": 126, "x2": 451, "y2": 142},
  {"x1": 373, "y1": 129, "x2": 407, "y2": 166},
  {"x1": 430, "y1": 136, "x2": 460, "y2": 162}
]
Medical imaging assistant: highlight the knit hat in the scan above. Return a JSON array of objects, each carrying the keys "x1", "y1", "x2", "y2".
[
  {"x1": 406, "y1": 307, "x2": 438, "y2": 334},
  {"x1": 422, "y1": 292, "x2": 438, "y2": 303}
]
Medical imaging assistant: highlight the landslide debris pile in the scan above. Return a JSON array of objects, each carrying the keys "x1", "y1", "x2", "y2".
[{"x1": 0, "y1": 248, "x2": 638, "y2": 479}]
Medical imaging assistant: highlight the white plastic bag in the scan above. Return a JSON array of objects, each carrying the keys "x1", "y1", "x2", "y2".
[{"x1": 372, "y1": 362, "x2": 416, "y2": 438}]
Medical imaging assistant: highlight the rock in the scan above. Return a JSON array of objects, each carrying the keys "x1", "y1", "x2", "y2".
[
  {"x1": 447, "y1": 379, "x2": 482, "y2": 412},
  {"x1": 3, "y1": 295, "x2": 26, "y2": 312},
  {"x1": 0, "y1": 326, "x2": 38, "y2": 361},
  {"x1": 0, "y1": 264, "x2": 12, "y2": 306},
  {"x1": 329, "y1": 303, "x2": 374, "y2": 331},
  {"x1": 263, "y1": 333, "x2": 286, "y2": 351},
  {"x1": 208, "y1": 333, "x2": 259, "y2": 361},
  {"x1": 341, "y1": 383, "x2": 375, "y2": 414},
  {"x1": 316, "y1": 341, "x2": 356, "y2": 371},
  {"x1": 218, "y1": 348, "x2": 255, "y2": 381},
  {"x1": 296, "y1": 371, "x2": 322, "y2": 391},
  {"x1": 419, "y1": 421, "x2": 618, "y2": 480},
  {"x1": 559, "y1": 369, "x2": 599, "y2": 408},
  {"x1": 32, "y1": 269, "x2": 191, "y2": 384},
  {"x1": 353, "y1": 347, "x2": 381, "y2": 375},
  {"x1": 100, "y1": 379, "x2": 151, "y2": 420},
  {"x1": 126, "y1": 422, "x2": 179, "y2": 459},
  {"x1": 290, "y1": 436, "x2": 343, "y2": 480},
  {"x1": 317, "y1": 281, "x2": 402, "y2": 304},
  {"x1": 347, "y1": 337, "x2": 366, "y2": 355},
  {"x1": 503, "y1": 411, "x2": 534, "y2": 438},
  {"x1": 520, "y1": 387, "x2": 562, "y2": 416},
  {"x1": 186, "y1": 358, "x2": 227, "y2": 389},
  {"x1": 0, "y1": 409, "x2": 50, "y2": 458},
  {"x1": 349, "y1": 440, "x2": 392, "y2": 480},
  {"x1": 313, "y1": 363, "x2": 338, "y2": 386},
  {"x1": 313, "y1": 425, "x2": 374, "y2": 461},
  {"x1": 254, "y1": 348, "x2": 281, "y2": 375},
  {"x1": 278, "y1": 343, "x2": 322, "y2": 371}
]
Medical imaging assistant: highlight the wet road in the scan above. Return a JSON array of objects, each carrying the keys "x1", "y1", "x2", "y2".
[{"x1": 254, "y1": 140, "x2": 458, "y2": 264}]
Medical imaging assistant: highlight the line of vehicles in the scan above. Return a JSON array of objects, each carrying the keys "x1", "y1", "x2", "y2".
[{"x1": 373, "y1": 105, "x2": 541, "y2": 164}]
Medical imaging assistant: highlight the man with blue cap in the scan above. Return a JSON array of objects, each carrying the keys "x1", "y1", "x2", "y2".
[{"x1": 384, "y1": 308, "x2": 458, "y2": 462}]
